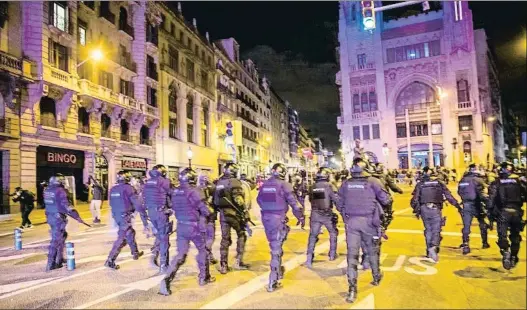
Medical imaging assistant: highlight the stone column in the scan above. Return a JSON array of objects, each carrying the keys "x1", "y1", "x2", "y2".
[
  {"x1": 177, "y1": 98, "x2": 188, "y2": 142},
  {"x1": 193, "y1": 96, "x2": 202, "y2": 146}
]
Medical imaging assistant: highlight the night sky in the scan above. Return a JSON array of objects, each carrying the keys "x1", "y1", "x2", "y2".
[{"x1": 174, "y1": 1, "x2": 527, "y2": 151}]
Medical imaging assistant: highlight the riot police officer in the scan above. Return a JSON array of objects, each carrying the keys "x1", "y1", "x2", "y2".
[
  {"x1": 293, "y1": 174, "x2": 308, "y2": 208},
  {"x1": 457, "y1": 163, "x2": 490, "y2": 255},
  {"x1": 44, "y1": 174, "x2": 88, "y2": 271},
  {"x1": 257, "y1": 163, "x2": 305, "y2": 292},
  {"x1": 159, "y1": 168, "x2": 215, "y2": 296},
  {"x1": 305, "y1": 167, "x2": 340, "y2": 268},
  {"x1": 198, "y1": 174, "x2": 218, "y2": 265},
  {"x1": 488, "y1": 162, "x2": 526, "y2": 270},
  {"x1": 213, "y1": 162, "x2": 250, "y2": 273},
  {"x1": 338, "y1": 158, "x2": 391, "y2": 303},
  {"x1": 143, "y1": 164, "x2": 172, "y2": 272},
  {"x1": 373, "y1": 163, "x2": 403, "y2": 231},
  {"x1": 411, "y1": 166, "x2": 461, "y2": 262},
  {"x1": 104, "y1": 171, "x2": 149, "y2": 269}
]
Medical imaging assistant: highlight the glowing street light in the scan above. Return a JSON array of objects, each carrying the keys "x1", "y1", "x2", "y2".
[
  {"x1": 487, "y1": 116, "x2": 496, "y2": 122},
  {"x1": 77, "y1": 48, "x2": 104, "y2": 68},
  {"x1": 187, "y1": 147, "x2": 193, "y2": 168}
]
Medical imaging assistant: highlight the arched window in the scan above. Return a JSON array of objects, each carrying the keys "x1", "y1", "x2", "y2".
[
  {"x1": 369, "y1": 91, "x2": 377, "y2": 111},
  {"x1": 140, "y1": 125, "x2": 150, "y2": 145},
  {"x1": 463, "y1": 141, "x2": 472, "y2": 163},
  {"x1": 361, "y1": 92, "x2": 369, "y2": 112},
  {"x1": 395, "y1": 81, "x2": 436, "y2": 116},
  {"x1": 169, "y1": 89, "x2": 178, "y2": 113},
  {"x1": 101, "y1": 113, "x2": 111, "y2": 137},
  {"x1": 201, "y1": 101, "x2": 209, "y2": 147},
  {"x1": 120, "y1": 119, "x2": 129, "y2": 141},
  {"x1": 352, "y1": 94, "x2": 360, "y2": 113},
  {"x1": 118, "y1": 7, "x2": 128, "y2": 31},
  {"x1": 457, "y1": 79, "x2": 470, "y2": 103},
  {"x1": 186, "y1": 94, "x2": 194, "y2": 143},
  {"x1": 78, "y1": 107, "x2": 90, "y2": 134},
  {"x1": 40, "y1": 97, "x2": 56, "y2": 127}
]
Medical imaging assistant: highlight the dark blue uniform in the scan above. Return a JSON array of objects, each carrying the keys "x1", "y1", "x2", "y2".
[
  {"x1": 257, "y1": 175, "x2": 304, "y2": 292},
  {"x1": 198, "y1": 180, "x2": 218, "y2": 264},
  {"x1": 44, "y1": 184, "x2": 71, "y2": 271}
]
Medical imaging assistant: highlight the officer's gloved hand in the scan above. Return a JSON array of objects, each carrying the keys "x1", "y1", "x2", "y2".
[{"x1": 296, "y1": 217, "x2": 306, "y2": 230}]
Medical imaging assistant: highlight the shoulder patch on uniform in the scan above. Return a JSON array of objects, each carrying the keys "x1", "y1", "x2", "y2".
[
  {"x1": 459, "y1": 182, "x2": 469, "y2": 187},
  {"x1": 500, "y1": 179, "x2": 517, "y2": 184}
]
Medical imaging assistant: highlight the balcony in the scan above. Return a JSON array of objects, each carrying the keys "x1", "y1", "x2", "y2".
[
  {"x1": 143, "y1": 104, "x2": 159, "y2": 118},
  {"x1": 0, "y1": 51, "x2": 22, "y2": 72},
  {"x1": 43, "y1": 64, "x2": 71, "y2": 89},
  {"x1": 350, "y1": 62, "x2": 375, "y2": 72},
  {"x1": 118, "y1": 23, "x2": 134, "y2": 39},
  {"x1": 217, "y1": 102, "x2": 236, "y2": 116},
  {"x1": 217, "y1": 63, "x2": 236, "y2": 81},
  {"x1": 217, "y1": 82, "x2": 236, "y2": 98},
  {"x1": 237, "y1": 111, "x2": 259, "y2": 127},
  {"x1": 78, "y1": 79, "x2": 138, "y2": 110},
  {"x1": 99, "y1": 8, "x2": 115, "y2": 26},
  {"x1": 101, "y1": 129, "x2": 112, "y2": 139},
  {"x1": 351, "y1": 111, "x2": 379, "y2": 120},
  {"x1": 457, "y1": 101, "x2": 472, "y2": 110},
  {"x1": 395, "y1": 103, "x2": 439, "y2": 117}
]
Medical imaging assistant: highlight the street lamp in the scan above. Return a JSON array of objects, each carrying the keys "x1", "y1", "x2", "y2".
[
  {"x1": 187, "y1": 147, "x2": 193, "y2": 168},
  {"x1": 77, "y1": 48, "x2": 104, "y2": 68}
]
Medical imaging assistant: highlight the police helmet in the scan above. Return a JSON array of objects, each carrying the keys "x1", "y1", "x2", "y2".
[
  {"x1": 179, "y1": 168, "x2": 198, "y2": 184},
  {"x1": 500, "y1": 161, "x2": 514, "y2": 175},
  {"x1": 198, "y1": 174, "x2": 210, "y2": 186},
  {"x1": 223, "y1": 162, "x2": 239, "y2": 177},
  {"x1": 351, "y1": 157, "x2": 367, "y2": 173},
  {"x1": 375, "y1": 163, "x2": 385, "y2": 174},
  {"x1": 271, "y1": 163, "x2": 287, "y2": 180},
  {"x1": 468, "y1": 163, "x2": 477, "y2": 172},
  {"x1": 49, "y1": 174, "x2": 65, "y2": 186},
  {"x1": 152, "y1": 164, "x2": 168, "y2": 177},
  {"x1": 316, "y1": 167, "x2": 331, "y2": 181},
  {"x1": 116, "y1": 170, "x2": 132, "y2": 183}
]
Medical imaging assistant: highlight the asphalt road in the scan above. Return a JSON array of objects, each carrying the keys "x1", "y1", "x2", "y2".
[{"x1": 0, "y1": 185, "x2": 525, "y2": 309}]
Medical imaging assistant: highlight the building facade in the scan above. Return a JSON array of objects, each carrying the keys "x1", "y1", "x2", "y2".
[
  {"x1": 156, "y1": 3, "x2": 217, "y2": 181},
  {"x1": 287, "y1": 101, "x2": 300, "y2": 167},
  {"x1": 269, "y1": 87, "x2": 290, "y2": 166},
  {"x1": 337, "y1": 1, "x2": 504, "y2": 170}
]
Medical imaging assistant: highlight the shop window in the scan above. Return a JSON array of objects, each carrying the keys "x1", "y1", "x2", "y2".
[
  {"x1": 77, "y1": 107, "x2": 90, "y2": 134},
  {"x1": 458, "y1": 115, "x2": 473, "y2": 131},
  {"x1": 49, "y1": 40, "x2": 69, "y2": 72},
  {"x1": 372, "y1": 124, "x2": 380, "y2": 139},
  {"x1": 168, "y1": 89, "x2": 178, "y2": 113},
  {"x1": 456, "y1": 79, "x2": 470, "y2": 103},
  {"x1": 362, "y1": 125, "x2": 370, "y2": 140},
  {"x1": 40, "y1": 97, "x2": 56, "y2": 127},
  {"x1": 352, "y1": 94, "x2": 360, "y2": 113},
  {"x1": 353, "y1": 126, "x2": 360, "y2": 140},
  {"x1": 140, "y1": 125, "x2": 150, "y2": 145},
  {"x1": 396, "y1": 123, "x2": 407, "y2": 138},
  {"x1": 361, "y1": 92, "x2": 369, "y2": 112},
  {"x1": 169, "y1": 117, "x2": 178, "y2": 139},
  {"x1": 50, "y1": 1, "x2": 68, "y2": 32},
  {"x1": 120, "y1": 119, "x2": 129, "y2": 142},
  {"x1": 369, "y1": 91, "x2": 377, "y2": 111},
  {"x1": 101, "y1": 113, "x2": 111, "y2": 138}
]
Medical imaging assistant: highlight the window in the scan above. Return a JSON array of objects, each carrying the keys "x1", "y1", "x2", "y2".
[
  {"x1": 386, "y1": 40, "x2": 441, "y2": 64},
  {"x1": 187, "y1": 95, "x2": 194, "y2": 120},
  {"x1": 40, "y1": 97, "x2": 56, "y2": 127},
  {"x1": 409, "y1": 122, "x2": 428, "y2": 137},
  {"x1": 169, "y1": 117, "x2": 178, "y2": 139},
  {"x1": 395, "y1": 82, "x2": 436, "y2": 116},
  {"x1": 458, "y1": 115, "x2": 473, "y2": 131},
  {"x1": 99, "y1": 70, "x2": 113, "y2": 89},
  {"x1": 361, "y1": 93, "x2": 369, "y2": 112},
  {"x1": 120, "y1": 79, "x2": 134, "y2": 97},
  {"x1": 50, "y1": 1, "x2": 68, "y2": 32},
  {"x1": 430, "y1": 40, "x2": 440, "y2": 56},
  {"x1": 187, "y1": 124, "x2": 194, "y2": 143},
  {"x1": 101, "y1": 114, "x2": 111, "y2": 138},
  {"x1": 386, "y1": 48, "x2": 395, "y2": 63},
  {"x1": 362, "y1": 125, "x2": 370, "y2": 140},
  {"x1": 357, "y1": 53, "x2": 367, "y2": 69},
  {"x1": 170, "y1": 23, "x2": 175, "y2": 35},
  {"x1": 456, "y1": 79, "x2": 470, "y2": 103},
  {"x1": 431, "y1": 120, "x2": 442, "y2": 135},
  {"x1": 186, "y1": 59, "x2": 195, "y2": 82},
  {"x1": 120, "y1": 119, "x2": 129, "y2": 141},
  {"x1": 178, "y1": 30, "x2": 184, "y2": 43},
  {"x1": 353, "y1": 94, "x2": 360, "y2": 113},
  {"x1": 351, "y1": 4, "x2": 356, "y2": 21},
  {"x1": 396, "y1": 123, "x2": 407, "y2": 138},
  {"x1": 49, "y1": 40, "x2": 69, "y2": 72},
  {"x1": 140, "y1": 125, "x2": 150, "y2": 145},
  {"x1": 78, "y1": 20, "x2": 87, "y2": 46},
  {"x1": 454, "y1": 1, "x2": 463, "y2": 21},
  {"x1": 147, "y1": 55, "x2": 157, "y2": 80},
  {"x1": 353, "y1": 126, "x2": 360, "y2": 140},
  {"x1": 118, "y1": 7, "x2": 128, "y2": 31},
  {"x1": 168, "y1": 46, "x2": 178, "y2": 71},
  {"x1": 369, "y1": 91, "x2": 377, "y2": 111},
  {"x1": 78, "y1": 107, "x2": 90, "y2": 134},
  {"x1": 168, "y1": 90, "x2": 178, "y2": 113},
  {"x1": 201, "y1": 107, "x2": 209, "y2": 146},
  {"x1": 200, "y1": 70, "x2": 208, "y2": 90},
  {"x1": 372, "y1": 124, "x2": 380, "y2": 139},
  {"x1": 147, "y1": 86, "x2": 157, "y2": 107}
]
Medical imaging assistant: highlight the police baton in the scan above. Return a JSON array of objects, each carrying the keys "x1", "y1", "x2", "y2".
[{"x1": 222, "y1": 197, "x2": 256, "y2": 226}]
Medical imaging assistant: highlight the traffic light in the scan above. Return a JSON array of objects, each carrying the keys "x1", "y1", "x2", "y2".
[
  {"x1": 361, "y1": 1, "x2": 375, "y2": 31},
  {"x1": 226, "y1": 121, "x2": 233, "y2": 137}
]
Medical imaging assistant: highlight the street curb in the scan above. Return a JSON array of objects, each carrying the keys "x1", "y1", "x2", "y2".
[{"x1": 0, "y1": 214, "x2": 13, "y2": 222}]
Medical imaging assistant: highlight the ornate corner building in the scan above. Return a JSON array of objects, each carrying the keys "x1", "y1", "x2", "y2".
[{"x1": 337, "y1": 1, "x2": 505, "y2": 170}]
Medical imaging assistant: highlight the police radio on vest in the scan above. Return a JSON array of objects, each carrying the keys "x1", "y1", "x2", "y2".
[{"x1": 47, "y1": 152, "x2": 77, "y2": 164}]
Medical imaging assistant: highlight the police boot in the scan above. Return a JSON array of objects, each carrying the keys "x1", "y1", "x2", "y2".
[
  {"x1": 159, "y1": 277, "x2": 173, "y2": 296},
  {"x1": 278, "y1": 266, "x2": 285, "y2": 280},
  {"x1": 208, "y1": 250, "x2": 218, "y2": 265},
  {"x1": 133, "y1": 251, "x2": 144, "y2": 260},
  {"x1": 104, "y1": 259, "x2": 120, "y2": 270},
  {"x1": 482, "y1": 242, "x2": 490, "y2": 249},
  {"x1": 511, "y1": 256, "x2": 519, "y2": 268},
  {"x1": 428, "y1": 246, "x2": 439, "y2": 263},
  {"x1": 219, "y1": 261, "x2": 231, "y2": 274},
  {"x1": 329, "y1": 252, "x2": 338, "y2": 261},
  {"x1": 346, "y1": 281, "x2": 358, "y2": 303},
  {"x1": 461, "y1": 244, "x2": 471, "y2": 255},
  {"x1": 305, "y1": 254, "x2": 314, "y2": 268},
  {"x1": 233, "y1": 257, "x2": 250, "y2": 270},
  {"x1": 371, "y1": 272, "x2": 383, "y2": 286},
  {"x1": 199, "y1": 264, "x2": 216, "y2": 286},
  {"x1": 150, "y1": 252, "x2": 159, "y2": 269},
  {"x1": 502, "y1": 250, "x2": 513, "y2": 270},
  {"x1": 46, "y1": 249, "x2": 59, "y2": 272},
  {"x1": 266, "y1": 267, "x2": 282, "y2": 293}
]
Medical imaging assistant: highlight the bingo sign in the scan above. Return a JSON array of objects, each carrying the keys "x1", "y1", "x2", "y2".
[
  {"x1": 121, "y1": 157, "x2": 147, "y2": 171},
  {"x1": 37, "y1": 146, "x2": 84, "y2": 168}
]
